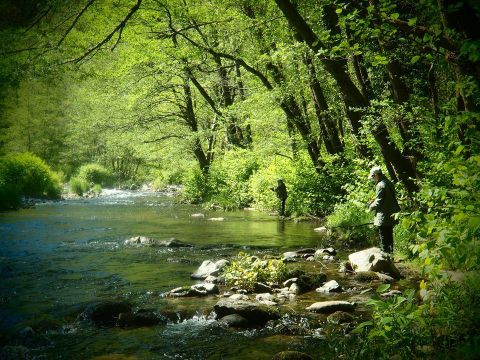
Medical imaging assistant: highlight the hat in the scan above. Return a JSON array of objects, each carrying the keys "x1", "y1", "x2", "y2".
[{"x1": 368, "y1": 166, "x2": 382, "y2": 179}]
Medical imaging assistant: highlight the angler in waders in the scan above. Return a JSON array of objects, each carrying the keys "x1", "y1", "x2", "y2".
[
  {"x1": 367, "y1": 166, "x2": 400, "y2": 253},
  {"x1": 272, "y1": 178, "x2": 288, "y2": 217}
]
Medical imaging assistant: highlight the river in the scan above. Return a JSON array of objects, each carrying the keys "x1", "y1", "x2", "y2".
[{"x1": 0, "y1": 190, "x2": 346, "y2": 359}]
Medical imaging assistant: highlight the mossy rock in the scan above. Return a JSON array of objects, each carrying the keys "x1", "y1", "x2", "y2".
[
  {"x1": 354, "y1": 271, "x2": 379, "y2": 282},
  {"x1": 272, "y1": 351, "x2": 313, "y2": 360}
]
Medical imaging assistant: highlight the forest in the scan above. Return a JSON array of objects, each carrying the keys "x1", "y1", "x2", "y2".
[{"x1": 0, "y1": 0, "x2": 479, "y2": 358}]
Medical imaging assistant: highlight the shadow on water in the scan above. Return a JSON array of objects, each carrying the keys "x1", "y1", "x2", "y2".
[{"x1": 0, "y1": 190, "x2": 386, "y2": 359}]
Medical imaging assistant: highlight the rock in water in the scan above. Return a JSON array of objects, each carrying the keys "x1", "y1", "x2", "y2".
[
  {"x1": 348, "y1": 247, "x2": 401, "y2": 278},
  {"x1": 306, "y1": 300, "x2": 356, "y2": 313},
  {"x1": 316, "y1": 280, "x2": 343, "y2": 293},
  {"x1": 80, "y1": 301, "x2": 132, "y2": 326},
  {"x1": 191, "y1": 259, "x2": 229, "y2": 279},
  {"x1": 214, "y1": 298, "x2": 280, "y2": 325}
]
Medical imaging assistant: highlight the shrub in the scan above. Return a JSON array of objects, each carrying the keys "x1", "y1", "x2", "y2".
[
  {"x1": 181, "y1": 166, "x2": 211, "y2": 204},
  {"x1": 69, "y1": 177, "x2": 89, "y2": 196},
  {"x1": 206, "y1": 149, "x2": 258, "y2": 209},
  {"x1": 76, "y1": 163, "x2": 114, "y2": 187},
  {"x1": 326, "y1": 201, "x2": 376, "y2": 247},
  {"x1": 0, "y1": 152, "x2": 62, "y2": 209},
  {"x1": 222, "y1": 252, "x2": 287, "y2": 292}
]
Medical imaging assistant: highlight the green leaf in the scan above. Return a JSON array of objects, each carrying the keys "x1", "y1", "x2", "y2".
[
  {"x1": 336, "y1": 8, "x2": 343, "y2": 14},
  {"x1": 410, "y1": 55, "x2": 421, "y2": 64},
  {"x1": 377, "y1": 284, "x2": 391, "y2": 293},
  {"x1": 408, "y1": 18, "x2": 417, "y2": 26},
  {"x1": 390, "y1": 13, "x2": 399, "y2": 20}
]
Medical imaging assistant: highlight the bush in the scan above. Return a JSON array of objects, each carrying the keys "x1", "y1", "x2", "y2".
[
  {"x1": 69, "y1": 177, "x2": 89, "y2": 196},
  {"x1": 326, "y1": 201, "x2": 376, "y2": 247},
  {"x1": 206, "y1": 149, "x2": 258, "y2": 209},
  {"x1": 0, "y1": 152, "x2": 62, "y2": 209},
  {"x1": 222, "y1": 252, "x2": 288, "y2": 292},
  {"x1": 76, "y1": 163, "x2": 114, "y2": 187},
  {"x1": 181, "y1": 166, "x2": 211, "y2": 204}
]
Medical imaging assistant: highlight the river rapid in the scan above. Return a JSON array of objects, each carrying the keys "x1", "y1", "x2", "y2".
[{"x1": 1, "y1": 190, "x2": 358, "y2": 359}]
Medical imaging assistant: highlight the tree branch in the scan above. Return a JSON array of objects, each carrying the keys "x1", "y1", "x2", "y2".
[
  {"x1": 64, "y1": 0, "x2": 142, "y2": 64},
  {"x1": 57, "y1": 0, "x2": 96, "y2": 46}
]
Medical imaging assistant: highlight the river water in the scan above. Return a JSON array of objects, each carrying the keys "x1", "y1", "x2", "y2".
[{"x1": 1, "y1": 190, "x2": 348, "y2": 359}]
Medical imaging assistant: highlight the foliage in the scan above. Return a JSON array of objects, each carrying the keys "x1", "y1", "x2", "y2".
[
  {"x1": 407, "y1": 149, "x2": 480, "y2": 272},
  {"x1": 76, "y1": 163, "x2": 114, "y2": 187},
  {"x1": 69, "y1": 177, "x2": 89, "y2": 196},
  {"x1": 221, "y1": 252, "x2": 288, "y2": 292},
  {"x1": 206, "y1": 149, "x2": 259, "y2": 210},
  {"x1": 350, "y1": 274, "x2": 480, "y2": 359},
  {"x1": 0, "y1": 152, "x2": 61, "y2": 209},
  {"x1": 180, "y1": 166, "x2": 211, "y2": 204}
]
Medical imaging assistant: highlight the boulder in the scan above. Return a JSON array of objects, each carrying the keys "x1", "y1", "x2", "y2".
[
  {"x1": 229, "y1": 294, "x2": 249, "y2": 301},
  {"x1": 314, "y1": 247, "x2": 337, "y2": 258},
  {"x1": 348, "y1": 247, "x2": 401, "y2": 279},
  {"x1": 218, "y1": 314, "x2": 250, "y2": 328},
  {"x1": 117, "y1": 309, "x2": 166, "y2": 328},
  {"x1": 327, "y1": 311, "x2": 354, "y2": 324},
  {"x1": 316, "y1": 280, "x2": 342, "y2": 293},
  {"x1": 256, "y1": 293, "x2": 276, "y2": 304},
  {"x1": 282, "y1": 248, "x2": 316, "y2": 261},
  {"x1": 207, "y1": 217, "x2": 225, "y2": 221},
  {"x1": 214, "y1": 298, "x2": 280, "y2": 325},
  {"x1": 166, "y1": 283, "x2": 219, "y2": 297},
  {"x1": 354, "y1": 271, "x2": 380, "y2": 282},
  {"x1": 306, "y1": 301, "x2": 356, "y2": 313},
  {"x1": 191, "y1": 259, "x2": 229, "y2": 280},
  {"x1": 124, "y1": 236, "x2": 192, "y2": 247},
  {"x1": 272, "y1": 351, "x2": 313, "y2": 360},
  {"x1": 80, "y1": 301, "x2": 132, "y2": 327},
  {"x1": 313, "y1": 226, "x2": 328, "y2": 232},
  {"x1": 338, "y1": 261, "x2": 354, "y2": 273},
  {"x1": 191, "y1": 213, "x2": 205, "y2": 218}
]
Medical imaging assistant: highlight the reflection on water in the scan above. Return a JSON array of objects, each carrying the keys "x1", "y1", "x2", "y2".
[{"x1": 0, "y1": 190, "x2": 329, "y2": 359}]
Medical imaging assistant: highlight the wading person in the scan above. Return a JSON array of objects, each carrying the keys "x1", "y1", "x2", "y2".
[
  {"x1": 368, "y1": 166, "x2": 400, "y2": 253},
  {"x1": 272, "y1": 178, "x2": 288, "y2": 217}
]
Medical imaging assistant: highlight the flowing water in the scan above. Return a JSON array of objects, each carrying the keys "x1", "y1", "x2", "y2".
[{"x1": 1, "y1": 190, "x2": 353, "y2": 359}]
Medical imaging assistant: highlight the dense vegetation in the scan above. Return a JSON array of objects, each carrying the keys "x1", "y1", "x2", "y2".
[{"x1": 0, "y1": 0, "x2": 478, "y2": 357}]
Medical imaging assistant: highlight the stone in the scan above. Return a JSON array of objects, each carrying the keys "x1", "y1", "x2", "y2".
[
  {"x1": 191, "y1": 213, "x2": 205, "y2": 218},
  {"x1": 316, "y1": 280, "x2": 342, "y2": 293},
  {"x1": 214, "y1": 298, "x2": 280, "y2": 325},
  {"x1": 306, "y1": 300, "x2": 356, "y2": 313},
  {"x1": 376, "y1": 273, "x2": 395, "y2": 283},
  {"x1": 191, "y1": 259, "x2": 229, "y2": 279},
  {"x1": 327, "y1": 311, "x2": 354, "y2": 324},
  {"x1": 338, "y1": 261, "x2": 354, "y2": 273},
  {"x1": 314, "y1": 226, "x2": 328, "y2": 232},
  {"x1": 256, "y1": 293, "x2": 276, "y2": 303},
  {"x1": 208, "y1": 217, "x2": 225, "y2": 221},
  {"x1": 314, "y1": 247, "x2": 337, "y2": 258},
  {"x1": 354, "y1": 271, "x2": 380, "y2": 282},
  {"x1": 124, "y1": 236, "x2": 192, "y2": 247},
  {"x1": 80, "y1": 301, "x2": 132, "y2": 327},
  {"x1": 348, "y1": 247, "x2": 401, "y2": 279},
  {"x1": 381, "y1": 290, "x2": 402, "y2": 298},
  {"x1": 254, "y1": 282, "x2": 273, "y2": 293},
  {"x1": 272, "y1": 351, "x2": 313, "y2": 360},
  {"x1": 166, "y1": 283, "x2": 219, "y2": 297},
  {"x1": 229, "y1": 294, "x2": 249, "y2": 301},
  {"x1": 282, "y1": 248, "x2": 316, "y2": 261},
  {"x1": 218, "y1": 314, "x2": 250, "y2": 328},
  {"x1": 117, "y1": 309, "x2": 166, "y2": 328}
]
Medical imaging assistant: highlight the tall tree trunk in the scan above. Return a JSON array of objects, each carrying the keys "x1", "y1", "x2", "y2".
[
  {"x1": 182, "y1": 73, "x2": 210, "y2": 174},
  {"x1": 304, "y1": 54, "x2": 344, "y2": 154}
]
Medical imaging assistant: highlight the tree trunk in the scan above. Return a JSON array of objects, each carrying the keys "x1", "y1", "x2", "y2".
[{"x1": 274, "y1": 0, "x2": 419, "y2": 192}]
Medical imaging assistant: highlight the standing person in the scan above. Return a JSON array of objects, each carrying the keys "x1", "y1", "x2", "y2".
[
  {"x1": 273, "y1": 178, "x2": 288, "y2": 216},
  {"x1": 368, "y1": 166, "x2": 400, "y2": 253}
]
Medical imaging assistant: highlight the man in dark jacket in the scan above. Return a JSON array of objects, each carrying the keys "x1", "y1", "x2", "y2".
[
  {"x1": 273, "y1": 178, "x2": 288, "y2": 216},
  {"x1": 368, "y1": 166, "x2": 400, "y2": 253}
]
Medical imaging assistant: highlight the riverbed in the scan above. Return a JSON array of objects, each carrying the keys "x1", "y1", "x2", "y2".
[{"x1": 0, "y1": 190, "x2": 405, "y2": 359}]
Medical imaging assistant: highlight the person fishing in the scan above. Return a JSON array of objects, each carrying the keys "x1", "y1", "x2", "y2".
[
  {"x1": 367, "y1": 166, "x2": 400, "y2": 253},
  {"x1": 272, "y1": 178, "x2": 288, "y2": 217}
]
